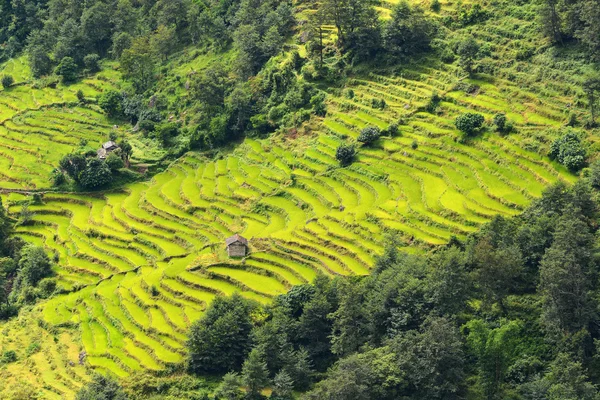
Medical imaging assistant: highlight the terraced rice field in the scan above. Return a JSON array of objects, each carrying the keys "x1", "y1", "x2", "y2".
[
  {"x1": 4, "y1": 86, "x2": 572, "y2": 393},
  {"x1": 0, "y1": 1, "x2": 589, "y2": 397},
  {"x1": 0, "y1": 59, "x2": 124, "y2": 189}
]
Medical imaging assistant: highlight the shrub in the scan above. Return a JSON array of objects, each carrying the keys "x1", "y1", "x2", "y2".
[
  {"x1": 336, "y1": 144, "x2": 356, "y2": 166},
  {"x1": 55, "y1": 56, "x2": 78, "y2": 83},
  {"x1": 79, "y1": 159, "x2": 112, "y2": 189},
  {"x1": 493, "y1": 113, "x2": 513, "y2": 134},
  {"x1": 138, "y1": 121, "x2": 155, "y2": 136},
  {"x1": 1, "y1": 75, "x2": 14, "y2": 88},
  {"x1": 1, "y1": 350, "x2": 17, "y2": 364},
  {"x1": 106, "y1": 152, "x2": 124, "y2": 171},
  {"x1": 99, "y1": 90, "x2": 123, "y2": 118},
  {"x1": 549, "y1": 131, "x2": 587, "y2": 172},
  {"x1": 455, "y1": 112, "x2": 485, "y2": 136},
  {"x1": 357, "y1": 126, "x2": 381, "y2": 146},
  {"x1": 431, "y1": 0, "x2": 441, "y2": 12},
  {"x1": 83, "y1": 54, "x2": 101, "y2": 73},
  {"x1": 411, "y1": 140, "x2": 419, "y2": 150},
  {"x1": 76, "y1": 90, "x2": 86, "y2": 103}
]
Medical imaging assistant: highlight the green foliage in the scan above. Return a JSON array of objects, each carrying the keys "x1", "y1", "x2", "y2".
[
  {"x1": 1, "y1": 350, "x2": 17, "y2": 364},
  {"x1": 455, "y1": 112, "x2": 485, "y2": 136},
  {"x1": 1, "y1": 75, "x2": 14, "y2": 88},
  {"x1": 242, "y1": 348, "x2": 269, "y2": 396},
  {"x1": 357, "y1": 126, "x2": 381, "y2": 146},
  {"x1": 213, "y1": 372, "x2": 244, "y2": 400},
  {"x1": 83, "y1": 54, "x2": 101, "y2": 73},
  {"x1": 78, "y1": 158, "x2": 112, "y2": 189},
  {"x1": 457, "y1": 36, "x2": 480, "y2": 75},
  {"x1": 549, "y1": 131, "x2": 587, "y2": 172},
  {"x1": 335, "y1": 144, "x2": 356, "y2": 166},
  {"x1": 105, "y1": 152, "x2": 124, "y2": 171},
  {"x1": 55, "y1": 56, "x2": 78, "y2": 83},
  {"x1": 466, "y1": 319, "x2": 523, "y2": 398},
  {"x1": 187, "y1": 293, "x2": 257, "y2": 374},
  {"x1": 76, "y1": 374, "x2": 128, "y2": 400},
  {"x1": 382, "y1": 1, "x2": 437, "y2": 60},
  {"x1": 99, "y1": 90, "x2": 124, "y2": 118}
]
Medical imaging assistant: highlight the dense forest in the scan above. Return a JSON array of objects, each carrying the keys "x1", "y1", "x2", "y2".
[{"x1": 1, "y1": 0, "x2": 600, "y2": 399}]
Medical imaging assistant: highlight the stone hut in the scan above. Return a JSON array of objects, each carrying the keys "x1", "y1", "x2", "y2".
[
  {"x1": 97, "y1": 141, "x2": 120, "y2": 159},
  {"x1": 226, "y1": 234, "x2": 249, "y2": 257}
]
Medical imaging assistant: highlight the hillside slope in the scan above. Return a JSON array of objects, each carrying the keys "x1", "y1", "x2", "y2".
[{"x1": 0, "y1": 0, "x2": 597, "y2": 398}]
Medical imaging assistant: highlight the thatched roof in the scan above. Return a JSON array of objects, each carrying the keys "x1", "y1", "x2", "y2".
[{"x1": 226, "y1": 234, "x2": 248, "y2": 247}]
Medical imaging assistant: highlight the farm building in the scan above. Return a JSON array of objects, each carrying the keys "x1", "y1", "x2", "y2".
[
  {"x1": 226, "y1": 234, "x2": 249, "y2": 257},
  {"x1": 97, "y1": 141, "x2": 120, "y2": 159}
]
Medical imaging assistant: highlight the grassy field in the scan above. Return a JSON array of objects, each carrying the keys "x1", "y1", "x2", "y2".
[{"x1": 0, "y1": 0, "x2": 593, "y2": 398}]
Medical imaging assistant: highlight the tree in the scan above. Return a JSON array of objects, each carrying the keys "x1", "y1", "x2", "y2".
[
  {"x1": 55, "y1": 57, "x2": 78, "y2": 83},
  {"x1": 81, "y1": 2, "x2": 112, "y2": 56},
  {"x1": 271, "y1": 371, "x2": 294, "y2": 400},
  {"x1": 242, "y1": 348, "x2": 269, "y2": 397},
  {"x1": 336, "y1": 144, "x2": 356, "y2": 166},
  {"x1": 1, "y1": 75, "x2": 14, "y2": 89},
  {"x1": 457, "y1": 36, "x2": 480, "y2": 76},
  {"x1": 120, "y1": 36, "x2": 157, "y2": 93},
  {"x1": 382, "y1": 1, "x2": 436, "y2": 59},
  {"x1": 455, "y1": 112, "x2": 484, "y2": 136},
  {"x1": 549, "y1": 131, "x2": 587, "y2": 172},
  {"x1": 28, "y1": 45, "x2": 52, "y2": 78},
  {"x1": 78, "y1": 159, "x2": 112, "y2": 190},
  {"x1": 539, "y1": 0, "x2": 564, "y2": 44},
  {"x1": 357, "y1": 126, "x2": 381, "y2": 146},
  {"x1": 187, "y1": 293, "x2": 257, "y2": 374},
  {"x1": 470, "y1": 237, "x2": 523, "y2": 310},
  {"x1": 583, "y1": 77, "x2": 600, "y2": 125},
  {"x1": 99, "y1": 91, "x2": 124, "y2": 118},
  {"x1": 465, "y1": 319, "x2": 522, "y2": 399},
  {"x1": 214, "y1": 372, "x2": 244, "y2": 400},
  {"x1": 319, "y1": 0, "x2": 378, "y2": 49},
  {"x1": 118, "y1": 140, "x2": 133, "y2": 167},
  {"x1": 427, "y1": 246, "x2": 470, "y2": 316},
  {"x1": 539, "y1": 212, "x2": 596, "y2": 339},
  {"x1": 83, "y1": 54, "x2": 101, "y2": 73},
  {"x1": 106, "y1": 152, "x2": 124, "y2": 171},
  {"x1": 76, "y1": 374, "x2": 128, "y2": 400},
  {"x1": 59, "y1": 153, "x2": 87, "y2": 182},
  {"x1": 151, "y1": 25, "x2": 176, "y2": 61}
]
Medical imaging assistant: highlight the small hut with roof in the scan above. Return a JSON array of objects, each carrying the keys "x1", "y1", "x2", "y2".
[{"x1": 225, "y1": 234, "x2": 249, "y2": 257}]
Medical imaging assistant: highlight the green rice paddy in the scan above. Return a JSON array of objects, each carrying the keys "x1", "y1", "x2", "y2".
[{"x1": 0, "y1": 0, "x2": 590, "y2": 397}]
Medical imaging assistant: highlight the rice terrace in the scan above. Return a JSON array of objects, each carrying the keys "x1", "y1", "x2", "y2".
[{"x1": 1, "y1": 0, "x2": 600, "y2": 399}]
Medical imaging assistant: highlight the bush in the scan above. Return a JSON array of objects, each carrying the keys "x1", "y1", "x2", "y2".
[
  {"x1": 106, "y1": 152, "x2": 124, "y2": 171},
  {"x1": 76, "y1": 90, "x2": 86, "y2": 103},
  {"x1": 1, "y1": 350, "x2": 17, "y2": 364},
  {"x1": 139, "y1": 120, "x2": 156, "y2": 133},
  {"x1": 98, "y1": 90, "x2": 123, "y2": 118},
  {"x1": 357, "y1": 126, "x2": 381, "y2": 146},
  {"x1": 493, "y1": 113, "x2": 513, "y2": 135},
  {"x1": 1, "y1": 75, "x2": 14, "y2": 88},
  {"x1": 83, "y1": 54, "x2": 101, "y2": 73},
  {"x1": 455, "y1": 112, "x2": 485, "y2": 136},
  {"x1": 336, "y1": 144, "x2": 356, "y2": 166},
  {"x1": 55, "y1": 56, "x2": 78, "y2": 83},
  {"x1": 79, "y1": 159, "x2": 112, "y2": 189},
  {"x1": 549, "y1": 131, "x2": 587, "y2": 172},
  {"x1": 431, "y1": 0, "x2": 441, "y2": 12}
]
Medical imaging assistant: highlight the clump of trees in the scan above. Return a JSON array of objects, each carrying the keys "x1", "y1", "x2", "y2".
[
  {"x1": 0, "y1": 231, "x2": 55, "y2": 320},
  {"x1": 56, "y1": 138, "x2": 132, "y2": 190}
]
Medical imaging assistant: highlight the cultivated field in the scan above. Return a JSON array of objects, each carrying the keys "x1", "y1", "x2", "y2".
[{"x1": 0, "y1": 0, "x2": 591, "y2": 398}]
